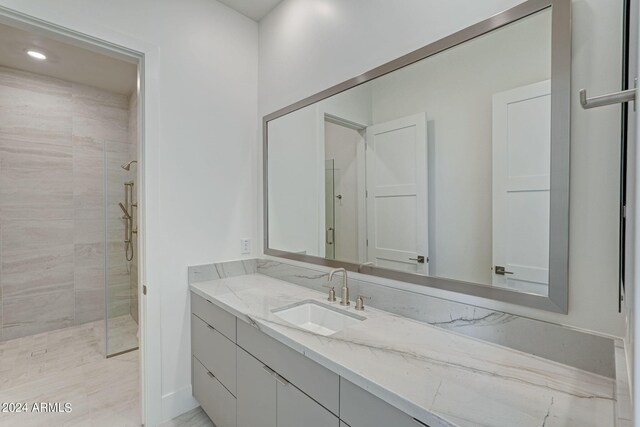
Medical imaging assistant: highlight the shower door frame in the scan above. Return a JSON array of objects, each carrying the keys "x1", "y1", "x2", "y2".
[{"x1": 0, "y1": 7, "x2": 161, "y2": 426}]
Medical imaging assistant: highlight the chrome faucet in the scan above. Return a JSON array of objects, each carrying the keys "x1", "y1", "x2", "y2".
[{"x1": 329, "y1": 268, "x2": 350, "y2": 306}]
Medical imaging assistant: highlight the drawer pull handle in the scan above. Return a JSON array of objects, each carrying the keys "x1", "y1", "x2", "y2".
[
  {"x1": 207, "y1": 371, "x2": 215, "y2": 380},
  {"x1": 275, "y1": 374, "x2": 289, "y2": 386},
  {"x1": 413, "y1": 418, "x2": 429, "y2": 426},
  {"x1": 262, "y1": 365, "x2": 277, "y2": 376}
]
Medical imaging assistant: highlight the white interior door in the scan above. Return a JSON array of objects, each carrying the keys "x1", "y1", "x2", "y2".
[
  {"x1": 366, "y1": 113, "x2": 428, "y2": 274},
  {"x1": 492, "y1": 80, "x2": 550, "y2": 294}
]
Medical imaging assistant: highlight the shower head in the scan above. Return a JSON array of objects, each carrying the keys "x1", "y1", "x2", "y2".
[{"x1": 121, "y1": 160, "x2": 137, "y2": 171}]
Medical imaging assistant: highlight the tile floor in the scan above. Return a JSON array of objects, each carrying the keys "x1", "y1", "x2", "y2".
[
  {"x1": 159, "y1": 407, "x2": 213, "y2": 427},
  {"x1": 107, "y1": 314, "x2": 139, "y2": 356},
  {"x1": 0, "y1": 320, "x2": 139, "y2": 427},
  {"x1": 0, "y1": 318, "x2": 210, "y2": 427}
]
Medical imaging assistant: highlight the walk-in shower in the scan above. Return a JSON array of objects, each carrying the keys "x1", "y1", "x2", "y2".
[{"x1": 0, "y1": 40, "x2": 140, "y2": 358}]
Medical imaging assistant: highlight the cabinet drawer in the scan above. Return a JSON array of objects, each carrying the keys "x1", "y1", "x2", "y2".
[
  {"x1": 277, "y1": 378, "x2": 339, "y2": 427},
  {"x1": 237, "y1": 348, "x2": 276, "y2": 427},
  {"x1": 237, "y1": 319, "x2": 339, "y2": 415},
  {"x1": 340, "y1": 378, "x2": 428, "y2": 427},
  {"x1": 193, "y1": 356, "x2": 237, "y2": 427},
  {"x1": 192, "y1": 314, "x2": 237, "y2": 395},
  {"x1": 191, "y1": 292, "x2": 236, "y2": 342}
]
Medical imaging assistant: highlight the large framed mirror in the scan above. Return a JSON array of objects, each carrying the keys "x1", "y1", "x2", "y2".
[{"x1": 263, "y1": 0, "x2": 571, "y2": 313}]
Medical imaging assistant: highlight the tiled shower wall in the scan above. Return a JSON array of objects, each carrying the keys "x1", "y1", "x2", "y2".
[{"x1": 0, "y1": 66, "x2": 134, "y2": 341}]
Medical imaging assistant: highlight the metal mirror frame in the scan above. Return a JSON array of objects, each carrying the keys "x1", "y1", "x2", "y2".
[{"x1": 263, "y1": 0, "x2": 571, "y2": 314}]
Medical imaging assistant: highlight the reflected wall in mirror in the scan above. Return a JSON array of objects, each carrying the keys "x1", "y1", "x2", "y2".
[{"x1": 265, "y1": 0, "x2": 570, "y2": 312}]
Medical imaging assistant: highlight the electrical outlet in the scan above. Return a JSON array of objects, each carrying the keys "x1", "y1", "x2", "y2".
[{"x1": 240, "y1": 238, "x2": 251, "y2": 254}]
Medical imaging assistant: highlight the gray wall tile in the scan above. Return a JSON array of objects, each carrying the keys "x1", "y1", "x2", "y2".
[
  {"x1": 0, "y1": 67, "x2": 72, "y2": 147},
  {"x1": 2, "y1": 290, "x2": 75, "y2": 340},
  {"x1": 75, "y1": 289, "x2": 105, "y2": 324},
  {"x1": 1, "y1": 220, "x2": 74, "y2": 298},
  {"x1": 73, "y1": 136, "x2": 104, "y2": 220},
  {"x1": 0, "y1": 146, "x2": 73, "y2": 221}
]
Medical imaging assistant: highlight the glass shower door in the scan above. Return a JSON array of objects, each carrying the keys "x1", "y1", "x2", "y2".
[{"x1": 105, "y1": 141, "x2": 138, "y2": 356}]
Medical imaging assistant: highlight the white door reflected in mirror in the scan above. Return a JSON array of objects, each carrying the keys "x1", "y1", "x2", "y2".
[{"x1": 492, "y1": 81, "x2": 551, "y2": 296}]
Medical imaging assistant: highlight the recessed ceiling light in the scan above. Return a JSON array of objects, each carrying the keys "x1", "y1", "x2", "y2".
[{"x1": 26, "y1": 50, "x2": 47, "y2": 60}]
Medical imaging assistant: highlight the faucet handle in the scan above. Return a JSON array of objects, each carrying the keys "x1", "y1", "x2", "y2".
[
  {"x1": 322, "y1": 285, "x2": 337, "y2": 302},
  {"x1": 355, "y1": 295, "x2": 371, "y2": 311}
]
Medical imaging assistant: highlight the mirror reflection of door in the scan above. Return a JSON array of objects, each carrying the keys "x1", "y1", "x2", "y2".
[
  {"x1": 492, "y1": 81, "x2": 551, "y2": 296},
  {"x1": 324, "y1": 119, "x2": 365, "y2": 263},
  {"x1": 365, "y1": 113, "x2": 429, "y2": 275}
]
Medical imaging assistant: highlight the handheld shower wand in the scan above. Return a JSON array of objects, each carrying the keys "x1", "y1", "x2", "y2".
[{"x1": 118, "y1": 202, "x2": 131, "y2": 219}]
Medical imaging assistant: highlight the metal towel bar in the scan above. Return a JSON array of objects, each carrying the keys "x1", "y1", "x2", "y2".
[{"x1": 579, "y1": 86, "x2": 636, "y2": 109}]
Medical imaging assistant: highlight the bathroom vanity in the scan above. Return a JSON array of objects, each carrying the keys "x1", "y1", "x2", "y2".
[
  {"x1": 189, "y1": 270, "x2": 618, "y2": 427},
  {"x1": 188, "y1": 0, "x2": 633, "y2": 425}
]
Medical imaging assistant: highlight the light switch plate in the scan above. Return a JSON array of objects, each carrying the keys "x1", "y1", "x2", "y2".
[{"x1": 240, "y1": 238, "x2": 251, "y2": 254}]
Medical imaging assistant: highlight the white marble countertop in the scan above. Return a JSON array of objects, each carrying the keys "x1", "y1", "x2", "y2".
[{"x1": 190, "y1": 274, "x2": 615, "y2": 427}]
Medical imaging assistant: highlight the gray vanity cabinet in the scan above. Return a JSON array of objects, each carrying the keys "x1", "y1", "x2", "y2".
[
  {"x1": 192, "y1": 356, "x2": 236, "y2": 427},
  {"x1": 276, "y1": 379, "x2": 340, "y2": 427},
  {"x1": 236, "y1": 318, "x2": 340, "y2": 415},
  {"x1": 236, "y1": 338, "x2": 339, "y2": 427},
  {"x1": 191, "y1": 293, "x2": 238, "y2": 427},
  {"x1": 340, "y1": 378, "x2": 427, "y2": 427},
  {"x1": 191, "y1": 293, "x2": 236, "y2": 341},
  {"x1": 191, "y1": 314, "x2": 237, "y2": 395},
  {"x1": 236, "y1": 347, "x2": 276, "y2": 427}
]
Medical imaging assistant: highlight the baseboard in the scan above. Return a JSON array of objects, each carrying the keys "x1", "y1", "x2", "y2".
[{"x1": 161, "y1": 385, "x2": 198, "y2": 423}]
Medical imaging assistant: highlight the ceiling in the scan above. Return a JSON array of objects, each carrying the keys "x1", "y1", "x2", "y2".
[
  {"x1": 0, "y1": 22, "x2": 137, "y2": 95},
  {"x1": 217, "y1": 0, "x2": 283, "y2": 21}
]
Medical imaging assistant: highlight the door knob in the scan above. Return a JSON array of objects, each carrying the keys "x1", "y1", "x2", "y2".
[
  {"x1": 494, "y1": 265, "x2": 513, "y2": 275},
  {"x1": 409, "y1": 255, "x2": 426, "y2": 263}
]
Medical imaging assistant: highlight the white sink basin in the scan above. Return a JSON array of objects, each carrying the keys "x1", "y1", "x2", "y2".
[{"x1": 272, "y1": 300, "x2": 365, "y2": 336}]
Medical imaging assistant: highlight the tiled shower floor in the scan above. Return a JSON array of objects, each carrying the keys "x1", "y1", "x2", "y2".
[{"x1": 0, "y1": 320, "x2": 140, "y2": 426}]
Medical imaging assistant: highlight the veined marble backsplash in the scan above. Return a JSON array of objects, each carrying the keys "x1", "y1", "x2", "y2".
[
  {"x1": 189, "y1": 259, "x2": 257, "y2": 283},
  {"x1": 189, "y1": 258, "x2": 614, "y2": 378}
]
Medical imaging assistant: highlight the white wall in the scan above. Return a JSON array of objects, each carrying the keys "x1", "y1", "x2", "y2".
[
  {"x1": 322, "y1": 84, "x2": 372, "y2": 126},
  {"x1": 268, "y1": 104, "x2": 321, "y2": 255},
  {"x1": 260, "y1": 0, "x2": 625, "y2": 337},
  {"x1": 0, "y1": 0, "x2": 258, "y2": 422}
]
